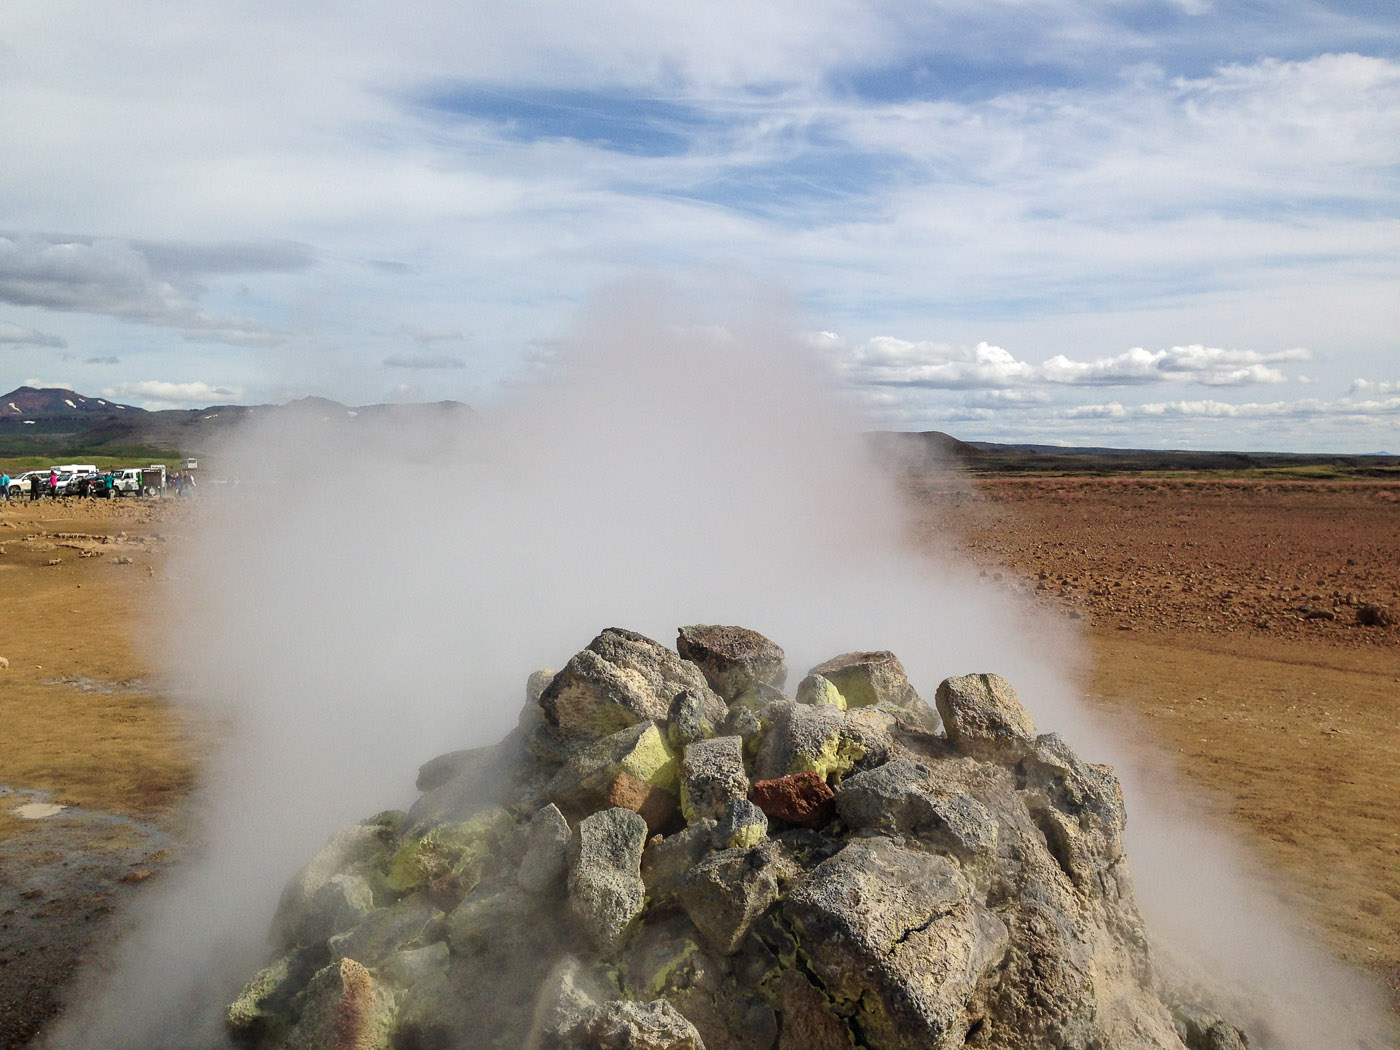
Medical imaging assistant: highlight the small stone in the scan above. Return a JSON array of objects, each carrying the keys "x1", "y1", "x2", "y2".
[
  {"x1": 715, "y1": 797, "x2": 768, "y2": 850},
  {"x1": 795, "y1": 673, "x2": 845, "y2": 709},
  {"x1": 750, "y1": 772, "x2": 835, "y2": 828}
]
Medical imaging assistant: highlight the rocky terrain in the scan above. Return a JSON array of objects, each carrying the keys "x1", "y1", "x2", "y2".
[
  {"x1": 3, "y1": 477, "x2": 1397, "y2": 1047},
  {"x1": 909, "y1": 474, "x2": 1400, "y2": 646},
  {"x1": 225, "y1": 625, "x2": 1247, "y2": 1050}
]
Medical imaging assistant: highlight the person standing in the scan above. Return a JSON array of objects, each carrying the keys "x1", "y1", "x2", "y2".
[
  {"x1": 48, "y1": 469, "x2": 57, "y2": 498},
  {"x1": 0, "y1": 472, "x2": 9, "y2": 501}
]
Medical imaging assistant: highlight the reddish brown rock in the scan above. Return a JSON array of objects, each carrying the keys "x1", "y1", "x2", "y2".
[
  {"x1": 750, "y1": 772, "x2": 835, "y2": 828},
  {"x1": 604, "y1": 771, "x2": 679, "y2": 837}
]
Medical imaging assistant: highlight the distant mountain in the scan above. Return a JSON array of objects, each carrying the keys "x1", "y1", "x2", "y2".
[
  {"x1": 3, "y1": 386, "x2": 145, "y2": 419},
  {"x1": 0, "y1": 386, "x2": 474, "y2": 458}
]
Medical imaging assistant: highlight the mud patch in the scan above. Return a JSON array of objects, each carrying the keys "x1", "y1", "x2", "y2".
[{"x1": 0, "y1": 786, "x2": 178, "y2": 1049}]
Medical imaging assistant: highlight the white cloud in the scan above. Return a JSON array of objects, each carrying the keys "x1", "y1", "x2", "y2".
[
  {"x1": 838, "y1": 337, "x2": 1310, "y2": 391},
  {"x1": 102, "y1": 380, "x2": 244, "y2": 409},
  {"x1": 23, "y1": 375, "x2": 73, "y2": 390},
  {"x1": 1064, "y1": 402, "x2": 1128, "y2": 419},
  {"x1": 842, "y1": 337, "x2": 1037, "y2": 389},
  {"x1": 1350, "y1": 378, "x2": 1398, "y2": 396},
  {"x1": 0, "y1": 319, "x2": 66, "y2": 346},
  {"x1": 1041, "y1": 345, "x2": 1309, "y2": 386},
  {"x1": 0, "y1": 236, "x2": 282, "y2": 345},
  {"x1": 1066, "y1": 395, "x2": 1400, "y2": 422},
  {"x1": 0, "y1": 5, "x2": 1395, "y2": 450}
]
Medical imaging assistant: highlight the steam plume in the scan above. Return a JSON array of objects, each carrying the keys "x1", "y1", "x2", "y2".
[{"x1": 43, "y1": 281, "x2": 1393, "y2": 1049}]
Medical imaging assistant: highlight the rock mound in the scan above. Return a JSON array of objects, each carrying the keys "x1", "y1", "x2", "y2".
[{"x1": 228, "y1": 625, "x2": 1246, "y2": 1050}]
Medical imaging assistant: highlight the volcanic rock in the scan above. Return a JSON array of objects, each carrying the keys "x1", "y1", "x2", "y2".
[
  {"x1": 935, "y1": 671, "x2": 1037, "y2": 763},
  {"x1": 229, "y1": 624, "x2": 1249, "y2": 1050},
  {"x1": 676, "y1": 624, "x2": 788, "y2": 702},
  {"x1": 517, "y1": 803, "x2": 571, "y2": 895},
  {"x1": 568, "y1": 998, "x2": 704, "y2": 1050},
  {"x1": 753, "y1": 701, "x2": 865, "y2": 782},
  {"x1": 808, "y1": 649, "x2": 939, "y2": 731},
  {"x1": 281, "y1": 958, "x2": 395, "y2": 1050},
  {"x1": 749, "y1": 772, "x2": 835, "y2": 828},
  {"x1": 1356, "y1": 603, "x2": 1395, "y2": 628},
  {"x1": 568, "y1": 807, "x2": 648, "y2": 952},
  {"x1": 678, "y1": 844, "x2": 786, "y2": 955},
  {"x1": 668, "y1": 687, "x2": 728, "y2": 748},
  {"x1": 794, "y1": 672, "x2": 844, "y2": 709},
  {"x1": 539, "y1": 628, "x2": 720, "y2": 750},
  {"x1": 679, "y1": 735, "x2": 749, "y2": 823}
]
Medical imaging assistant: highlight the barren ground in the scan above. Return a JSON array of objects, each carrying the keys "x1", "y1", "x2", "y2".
[
  {"x1": 912, "y1": 474, "x2": 1400, "y2": 1015},
  {"x1": 1, "y1": 477, "x2": 1398, "y2": 1046}
]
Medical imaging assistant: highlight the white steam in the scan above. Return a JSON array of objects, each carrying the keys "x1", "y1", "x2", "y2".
[{"x1": 44, "y1": 283, "x2": 1393, "y2": 1048}]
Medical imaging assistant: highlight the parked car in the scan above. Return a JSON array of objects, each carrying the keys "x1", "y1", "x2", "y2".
[
  {"x1": 6, "y1": 471, "x2": 42, "y2": 497},
  {"x1": 69, "y1": 470, "x2": 107, "y2": 497},
  {"x1": 110, "y1": 468, "x2": 145, "y2": 495}
]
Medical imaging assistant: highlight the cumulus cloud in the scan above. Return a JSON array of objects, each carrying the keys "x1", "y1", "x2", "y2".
[
  {"x1": 0, "y1": 319, "x2": 66, "y2": 347},
  {"x1": 1350, "y1": 378, "x2": 1398, "y2": 396},
  {"x1": 840, "y1": 337, "x2": 1038, "y2": 389},
  {"x1": 384, "y1": 353, "x2": 467, "y2": 369},
  {"x1": 1041, "y1": 345, "x2": 1310, "y2": 386},
  {"x1": 837, "y1": 336, "x2": 1311, "y2": 392},
  {"x1": 102, "y1": 380, "x2": 245, "y2": 409},
  {"x1": 0, "y1": 236, "x2": 281, "y2": 346}
]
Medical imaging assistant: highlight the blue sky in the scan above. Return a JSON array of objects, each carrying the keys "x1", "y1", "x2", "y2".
[{"x1": 1, "y1": 1, "x2": 1397, "y2": 450}]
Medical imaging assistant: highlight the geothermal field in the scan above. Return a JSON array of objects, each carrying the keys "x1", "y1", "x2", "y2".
[{"x1": 1, "y1": 465, "x2": 1396, "y2": 1049}]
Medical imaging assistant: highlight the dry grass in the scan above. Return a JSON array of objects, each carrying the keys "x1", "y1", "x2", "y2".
[{"x1": 0, "y1": 499, "x2": 210, "y2": 829}]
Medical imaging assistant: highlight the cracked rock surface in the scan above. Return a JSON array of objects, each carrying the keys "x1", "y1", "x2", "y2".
[{"x1": 227, "y1": 625, "x2": 1247, "y2": 1050}]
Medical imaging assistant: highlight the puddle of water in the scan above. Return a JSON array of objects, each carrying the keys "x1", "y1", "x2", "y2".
[{"x1": 14, "y1": 802, "x2": 67, "y2": 819}]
